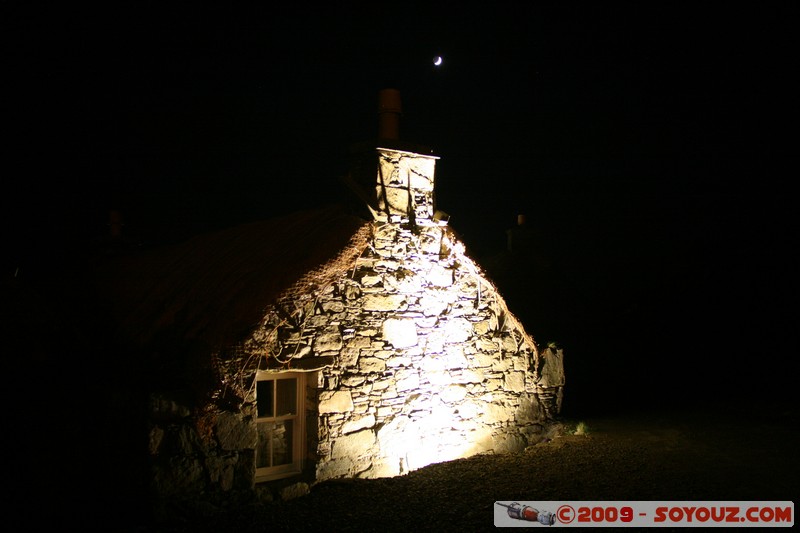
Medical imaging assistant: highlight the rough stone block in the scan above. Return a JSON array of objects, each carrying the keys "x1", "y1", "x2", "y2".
[
  {"x1": 339, "y1": 347, "x2": 359, "y2": 368},
  {"x1": 363, "y1": 294, "x2": 407, "y2": 311},
  {"x1": 420, "y1": 354, "x2": 446, "y2": 373},
  {"x1": 491, "y1": 358, "x2": 512, "y2": 372},
  {"x1": 454, "y1": 369, "x2": 484, "y2": 383},
  {"x1": 443, "y1": 318, "x2": 473, "y2": 343},
  {"x1": 515, "y1": 395, "x2": 541, "y2": 424},
  {"x1": 321, "y1": 301, "x2": 345, "y2": 314},
  {"x1": 341, "y1": 375, "x2": 366, "y2": 387},
  {"x1": 407, "y1": 165, "x2": 434, "y2": 192},
  {"x1": 428, "y1": 371, "x2": 453, "y2": 387},
  {"x1": 342, "y1": 414, "x2": 376, "y2": 434},
  {"x1": 280, "y1": 482, "x2": 310, "y2": 501},
  {"x1": 348, "y1": 336, "x2": 373, "y2": 349},
  {"x1": 423, "y1": 331, "x2": 446, "y2": 354},
  {"x1": 314, "y1": 327, "x2": 343, "y2": 352},
  {"x1": 500, "y1": 336, "x2": 518, "y2": 351},
  {"x1": 152, "y1": 456, "x2": 205, "y2": 497},
  {"x1": 419, "y1": 294, "x2": 449, "y2": 316},
  {"x1": 472, "y1": 352, "x2": 495, "y2": 367},
  {"x1": 505, "y1": 371, "x2": 526, "y2": 392},
  {"x1": 512, "y1": 357, "x2": 529, "y2": 371},
  {"x1": 427, "y1": 265, "x2": 454, "y2": 287},
  {"x1": 382, "y1": 318, "x2": 418, "y2": 348},
  {"x1": 216, "y1": 411, "x2": 258, "y2": 451},
  {"x1": 316, "y1": 457, "x2": 354, "y2": 480},
  {"x1": 540, "y1": 346, "x2": 566, "y2": 387},
  {"x1": 404, "y1": 345, "x2": 423, "y2": 356},
  {"x1": 473, "y1": 320, "x2": 491, "y2": 335},
  {"x1": 332, "y1": 429, "x2": 376, "y2": 459},
  {"x1": 440, "y1": 384, "x2": 468, "y2": 403},
  {"x1": 480, "y1": 402, "x2": 511, "y2": 423},
  {"x1": 358, "y1": 357, "x2": 386, "y2": 373},
  {"x1": 386, "y1": 355, "x2": 412, "y2": 368},
  {"x1": 486, "y1": 378, "x2": 503, "y2": 391},
  {"x1": 476, "y1": 338, "x2": 498, "y2": 353},
  {"x1": 443, "y1": 344, "x2": 468, "y2": 369},
  {"x1": 379, "y1": 187, "x2": 410, "y2": 215},
  {"x1": 319, "y1": 391, "x2": 354, "y2": 414},
  {"x1": 376, "y1": 406, "x2": 394, "y2": 418},
  {"x1": 149, "y1": 393, "x2": 191, "y2": 420},
  {"x1": 455, "y1": 400, "x2": 480, "y2": 420},
  {"x1": 206, "y1": 455, "x2": 237, "y2": 490},
  {"x1": 395, "y1": 369, "x2": 420, "y2": 391}
]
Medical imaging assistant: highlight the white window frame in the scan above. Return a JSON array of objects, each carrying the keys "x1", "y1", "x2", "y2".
[{"x1": 254, "y1": 371, "x2": 305, "y2": 482}]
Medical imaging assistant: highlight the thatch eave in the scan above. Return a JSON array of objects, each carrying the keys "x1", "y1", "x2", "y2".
[{"x1": 93, "y1": 204, "x2": 370, "y2": 361}]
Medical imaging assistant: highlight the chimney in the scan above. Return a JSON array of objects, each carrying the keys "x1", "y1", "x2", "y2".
[
  {"x1": 377, "y1": 88, "x2": 402, "y2": 140},
  {"x1": 507, "y1": 214, "x2": 536, "y2": 253},
  {"x1": 344, "y1": 89, "x2": 439, "y2": 224},
  {"x1": 108, "y1": 209, "x2": 124, "y2": 241}
]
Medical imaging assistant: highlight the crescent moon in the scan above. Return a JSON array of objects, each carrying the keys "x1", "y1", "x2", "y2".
[{"x1": 433, "y1": 56, "x2": 443, "y2": 66}]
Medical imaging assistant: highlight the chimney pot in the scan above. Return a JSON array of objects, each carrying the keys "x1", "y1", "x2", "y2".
[{"x1": 377, "y1": 88, "x2": 402, "y2": 140}]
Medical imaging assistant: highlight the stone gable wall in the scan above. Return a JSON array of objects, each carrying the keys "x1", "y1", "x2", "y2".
[
  {"x1": 147, "y1": 221, "x2": 564, "y2": 503},
  {"x1": 247, "y1": 221, "x2": 564, "y2": 481}
]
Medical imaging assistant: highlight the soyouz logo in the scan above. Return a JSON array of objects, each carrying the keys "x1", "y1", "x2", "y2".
[
  {"x1": 493, "y1": 501, "x2": 794, "y2": 527},
  {"x1": 653, "y1": 505, "x2": 792, "y2": 524},
  {"x1": 495, "y1": 502, "x2": 556, "y2": 525}
]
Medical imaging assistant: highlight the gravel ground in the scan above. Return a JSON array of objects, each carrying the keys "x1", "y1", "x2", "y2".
[{"x1": 112, "y1": 400, "x2": 796, "y2": 532}]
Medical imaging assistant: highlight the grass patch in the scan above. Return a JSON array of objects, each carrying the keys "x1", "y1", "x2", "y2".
[{"x1": 565, "y1": 420, "x2": 589, "y2": 436}]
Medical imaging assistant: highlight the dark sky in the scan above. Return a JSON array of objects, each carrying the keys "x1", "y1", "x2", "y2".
[
  {"x1": 6, "y1": 4, "x2": 792, "y2": 249},
  {"x1": 5, "y1": 3, "x2": 795, "y2": 407}
]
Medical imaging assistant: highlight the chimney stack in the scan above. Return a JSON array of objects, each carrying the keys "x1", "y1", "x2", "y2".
[
  {"x1": 108, "y1": 209, "x2": 124, "y2": 241},
  {"x1": 343, "y1": 89, "x2": 438, "y2": 224},
  {"x1": 377, "y1": 88, "x2": 402, "y2": 140}
]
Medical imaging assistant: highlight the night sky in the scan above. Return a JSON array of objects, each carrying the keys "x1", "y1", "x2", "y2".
[{"x1": 5, "y1": 4, "x2": 795, "y2": 412}]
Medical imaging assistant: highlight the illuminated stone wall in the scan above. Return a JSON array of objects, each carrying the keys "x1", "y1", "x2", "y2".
[
  {"x1": 246, "y1": 221, "x2": 564, "y2": 482},
  {"x1": 146, "y1": 144, "x2": 563, "y2": 502},
  {"x1": 373, "y1": 148, "x2": 437, "y2": 222}
]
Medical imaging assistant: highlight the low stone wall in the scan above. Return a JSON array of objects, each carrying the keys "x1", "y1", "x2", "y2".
[{"x1": 147, "y1": 391, "x2": 258, "y2": 509}]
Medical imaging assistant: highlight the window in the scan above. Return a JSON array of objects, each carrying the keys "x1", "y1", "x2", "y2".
[{"x1": 255, "y1": 371, "x2": 305, "y2": 481}]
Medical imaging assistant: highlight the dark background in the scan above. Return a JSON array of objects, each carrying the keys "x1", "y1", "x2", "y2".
[{"x1": 4, "y1": 3, "x2": 795, "y2": 416}]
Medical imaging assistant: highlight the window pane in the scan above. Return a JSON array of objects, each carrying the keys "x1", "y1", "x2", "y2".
[
  {"x1": 256, "y1": 422, "x2": 273, "y2": 468},
  {"x1": 276, "y1": 378, "x2": 297, "y2": 416},
  {"x1": 272, "y1": 420, "x2": 293, "y2": 466},
  {"x1": 256, "y1": 421, "x2": 294, "y2": 468},
  {"x1": 257, "y1": 380, "x2": 274, "y2": 418}
]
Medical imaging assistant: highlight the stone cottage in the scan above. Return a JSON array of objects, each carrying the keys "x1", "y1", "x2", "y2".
[{"x1": 95, "y1": 90, "x2": 564, "y2": 506}]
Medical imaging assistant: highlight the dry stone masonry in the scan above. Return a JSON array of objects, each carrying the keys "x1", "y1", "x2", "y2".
[
  {"x1": 146, "y1": 142, "x2": 564, "y2": 503},
  {"x1": 244, "y1": 220, "x2": 564, "y2": 481}
]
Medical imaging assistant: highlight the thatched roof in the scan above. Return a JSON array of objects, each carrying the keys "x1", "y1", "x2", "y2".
[{"x1": 93, "y1": 204, "x2": 370, "y2": 354}]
